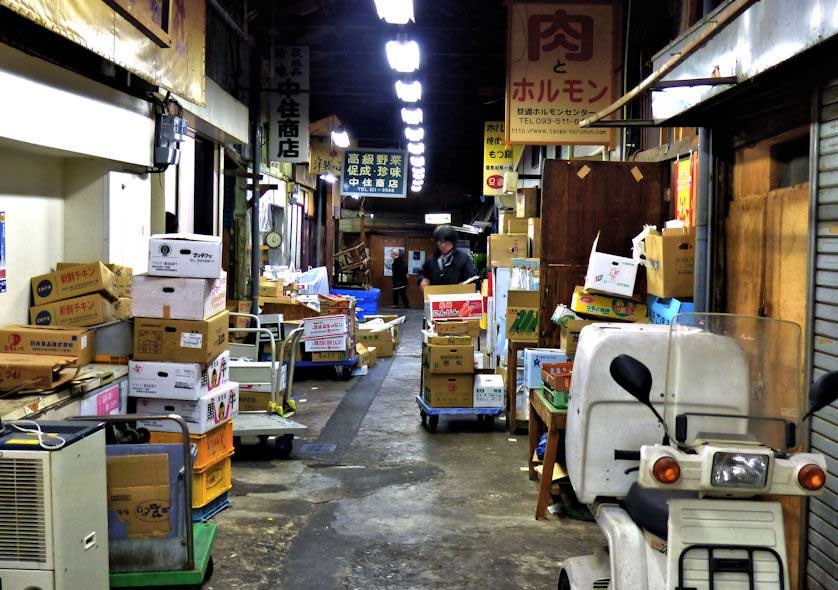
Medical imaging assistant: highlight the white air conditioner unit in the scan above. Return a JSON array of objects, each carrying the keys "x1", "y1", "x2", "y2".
[{"x1": 0, "y1": 422, "x2": 109, "y2": 590}]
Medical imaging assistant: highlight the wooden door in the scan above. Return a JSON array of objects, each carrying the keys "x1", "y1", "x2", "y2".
[
  {"x1": 369, "y1": 236, "x2": 404, "y2": 304},
  {"x1": 538, "y1": 160, "x2": 668, "y2": 346}
]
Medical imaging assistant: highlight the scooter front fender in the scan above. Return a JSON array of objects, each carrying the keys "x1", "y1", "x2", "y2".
[{"x1": 595, "y1": 504, "x2": 650, "y2": 590}]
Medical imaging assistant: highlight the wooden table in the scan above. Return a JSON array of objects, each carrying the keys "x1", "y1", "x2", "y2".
[{"x1": 528, "y1": 388, "x2": 567, "y2": 520}]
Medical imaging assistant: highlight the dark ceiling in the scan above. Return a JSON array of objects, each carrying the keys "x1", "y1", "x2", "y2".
[{"x1": 272, "y1": 0, "x2": 508, "y2": 213}]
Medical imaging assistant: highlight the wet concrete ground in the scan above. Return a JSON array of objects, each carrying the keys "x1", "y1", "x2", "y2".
[{"x1": 209, "y1": 308, "x2": 601, "y2": 589}]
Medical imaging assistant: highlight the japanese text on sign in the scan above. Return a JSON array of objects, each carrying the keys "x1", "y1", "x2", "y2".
[
  {"x1": 269, "y1": 46, "x2": 310, "y2": 163},
  {"x1": 483, "y1": 121, "x2": 516, "y2": 196},
  {"x1": 506, "y1": 2, "x2": 615, "y2": 146},
  {"x1": 340, "y1": 149, "x2": 408, "y2": 198},
  {"x1": 309, "y1": 135, "x2": 343, "y2": 176}
]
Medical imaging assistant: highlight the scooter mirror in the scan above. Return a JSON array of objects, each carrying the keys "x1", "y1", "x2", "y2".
[
  {"x1": 610, "y1": 354, "x2": 653, "y2": 406},
  {"x1": 804, "y1": 370, "x2": 838, "y2": 421}
]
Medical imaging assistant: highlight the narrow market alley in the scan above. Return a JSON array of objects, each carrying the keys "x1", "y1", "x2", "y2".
[{"x1": 210, "y1": 308, "x2": 601, "y2": 590}]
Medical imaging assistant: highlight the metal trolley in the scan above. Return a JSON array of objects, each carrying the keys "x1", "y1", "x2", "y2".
[{"x1": 228, "y1": 313, "x2": 307, "y2": 456}]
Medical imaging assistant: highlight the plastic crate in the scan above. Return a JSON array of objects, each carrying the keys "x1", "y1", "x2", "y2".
[
  {"x1": 149, "y1": 421, "x2": 234, "y2": 471},
  {"x1": 192, "y1": 451, "x2": 233, "y2": 508},
  {"x1": 541, "y1": 362, "x2": 573, "y2": 391},
  {"x1": 192, "y1": 491, "x2": 230, "y2": 522},
  {"x1": 544, "y1": 386, "x2": 569, "y2": 409}
]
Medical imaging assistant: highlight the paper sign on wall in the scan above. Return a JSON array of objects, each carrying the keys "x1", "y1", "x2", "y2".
[{"x1": 409, "y1": 250, "x2": 425, "y2": 275}]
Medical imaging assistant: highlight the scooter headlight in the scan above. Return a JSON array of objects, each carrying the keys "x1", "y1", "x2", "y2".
[{"x1": 710, "y1": 452, "x2": 770, "y2": 489}]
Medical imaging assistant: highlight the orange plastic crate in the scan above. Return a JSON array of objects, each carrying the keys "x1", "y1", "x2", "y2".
[
  {"x1": 541, "y1": 362, "x2": 573, "y2": 391},
  {"x1": 149, "y1": 421, "x2": 234, "y2": 471},
  {"x1": 192, "y1": 451, "x2": 233, "y2": 508}
]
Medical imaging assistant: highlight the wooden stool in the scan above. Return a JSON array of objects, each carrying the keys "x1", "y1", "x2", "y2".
[{"x1": 528, "y1": 389, "x2": 567, "y2": 520}]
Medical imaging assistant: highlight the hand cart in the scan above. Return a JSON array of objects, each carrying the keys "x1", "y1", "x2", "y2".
[
  {"x1": 415, "y1": 395, "x2": 503, "y2": 433},
  {"x1": 70, "y1": 414, "x2": 215, "y2": 589},
  {"x1": 228, "y1": 313, "x2": 307, "y2": 457}
]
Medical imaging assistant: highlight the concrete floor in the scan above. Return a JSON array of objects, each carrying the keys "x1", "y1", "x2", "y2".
[{"x1": 209, "y1": 308, "x2": 601, "y2": 590}]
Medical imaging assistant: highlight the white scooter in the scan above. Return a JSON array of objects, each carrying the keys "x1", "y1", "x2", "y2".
[{"x1": 559, "y1": 313, "x2": 836, "y2": 590}]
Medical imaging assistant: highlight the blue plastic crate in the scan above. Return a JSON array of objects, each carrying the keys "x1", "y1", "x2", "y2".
[
  {"x1": 331, "y1": 287, "x2": 380, "y2": 319},
  {"x1": 647, "y1": 296, "x2": 695, "y2": 325},
  {"x1": 192, "y1": 491, "x2": 230, "y2": 522}
]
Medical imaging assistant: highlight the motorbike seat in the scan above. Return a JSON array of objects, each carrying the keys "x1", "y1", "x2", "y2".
[{"x1": 623, "y1": 482, "x2": 698, "y2": 540}]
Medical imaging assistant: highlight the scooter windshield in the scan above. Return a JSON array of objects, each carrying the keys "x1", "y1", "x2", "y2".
[{"x1": 664, "y1": 313, "x2": 804, "y2": 451}]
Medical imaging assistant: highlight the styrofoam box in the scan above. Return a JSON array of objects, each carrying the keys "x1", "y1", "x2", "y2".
[
  {"x1": 302, "y1": 315, "x2": 350, "y2": 339},
  {"x1": 137, "y1": 381, "x2": 239, "y2": 434},
  {"x1": 304, "y1": 334, "x2": 349, "y2": 352},
  {"x1": 230, "y1": 361, "x2": 286, "y2": 391},
  {"x1": 128, "y1": 351, "x2": 230, "y2": 400},
  {"x1": 132, "y1": 272, "x2": 227, "y2": 320},
  {"x1": 474, "y1": 374, "x2": 504, "y2": 408},
  {"x1": 583, "y1": 234, "x2": 638, "y2": 297},
  {"x1": 148, "y1": 233, "x2": 223, "y2": 279},
  {"x1": 523, "y1": 348, "x2": 569, "y2": 389}
]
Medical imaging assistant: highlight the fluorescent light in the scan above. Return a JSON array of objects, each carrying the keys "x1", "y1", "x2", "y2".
[
  {"x1": 387, "y1": 41, "x2": 420, "y2": 73},
  {"x1": 410, "y1": 156, "x2": 425, "y2": 167},
  {"x1": 412, "y1": 166, "x2": 425, "y2": 173},
  {"x1": 401, "y1": 107, "x2": 423, "y2": 125},
  {"x1": 330, "y1": 130, "x2": 350, "y2": 148},
  {"x1": 319, "y1": 173, "x2": 338, "y2": 184},
  {"x1": 395, "y1": 80, "x2": 422, "y2": 102},
  {"x1": 411, "y1": 186, "x2": 422, "y2": 193},
  {"x1": 407, "y1": 142, "x2": 425, "y2": 155},
  {"x1": 405, "y1": 126, "x2": 424, "y2": 142},
  {"x1": 412, "y1": 168, "x2": 425, "y2": 175},
  {"x1": 374, "y1": 0, "x2": 414, "y2": 24}
]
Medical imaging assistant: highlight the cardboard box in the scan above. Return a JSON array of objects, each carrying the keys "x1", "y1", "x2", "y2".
[
  {"x1": 106, "y1": 453, "x2": 171, "y2": 539},
  {"x1": 560, "y1": 320, "x2": 596, "y2": 354},
  {"x1": 355, "y1": 343, "x2": 370, "y2": 366},
  {"x1": 645, "y1": 227, "x2": 695, "y2": 298},
  {"x1": 516, "y1": 188, "x2": 538, "y2": 218},
  {"x1": 304, "y1": 334, "x2": 350, "y2": 352},
  {"x1": 433, "y1": 319, "x2": 481, "y2": 337},
  {"x1": 523, "y1": 348, "x2": 569, "y2": 389},
  {"x1": 474, "y1": 352, "x2": 490, "y2": 369},
  {"x1": 357, "y1": 329, "x2": 394, "y2": 357},
  {"x1": 424, "y1": 343, "x2": 475, "y2": 374},
  {"x1": 0, "y1": 353, "x2": 77, "y2": 392},
  {"x1": 506, "y1": 217, "x2": 529, "y2": 234},
  {"x1": 132, "y1": 273, "x2": 227, "y2": 321},
  {"x1": 312, "y1": 350, "x2": 350, "y2": 362},
  {"x1": 57, "y1": 262, "x2": 133, "y2": 297},
  {"x1": 0, "y1": 325, "x2": 94, "y2": 366},
  {"x1": 570, "y1": 286, "x2": 647, "y2": 321},
  {"x1": 259, "y1": 298, "x2": 320, "y2": 321},
  {"x1": 423, "y1": 331, "x2": 473, "y2": 345},
  {"x1": 31, "y1": 262, "x2": 117, "y2": 305},
  {"x1": 238, "y1": 390, "x2": 272, "y2": 412},
  {"x1": 506, "y1": 290, "x2": 540, "y2": 341},
  {"x1": 489, "y1": 234, "x2": 528, "y2": 267},
  {"x1": 528, "y1": 218, "x2": 541, "y2": 258},
  {"x1": 259, "y1": 277, "x2": 285, "y2": 298},
  {"x1": 147, "y1": 233, "x2": 223, "y2": 279},
  {"x1": 498, "y1": 209, "x2": 515, "y2": 234},
  {"x1": 425, "y1": 293, "x2": 484, "y2": 322},
  {"x1": 302, "y1": 315, "x2": 350, "y2": 339},
  {"x1": 474, "y1": 373, "x2": 505, "y2": 407},
  {"x1": 30, "y1": 294, "x2": 115, "y2": 327},
  {"x1": 422, "y1": 369, "x2": 474, "y2": 408},
  {"x1": 128, "y1": 351, "x2": 230, "y2": 400},
  {"x1": 367, "y1": 345, "x2": 378, "y2": 367},
  {"x1": 113, "y1": 297, "x2": 132, "y2": 320},
  {"x1": 584, "y1": 233, "x2": 639, "y2": 297},
  {"x1": 133, "y1": 311, "x2": 229, "y2": 364},
  {"x1": 136, "y1": 381, "x2": 239, "y2": 435},
  {"x1": 422, "y1": 284, "x2": 476, "y2": 300}
]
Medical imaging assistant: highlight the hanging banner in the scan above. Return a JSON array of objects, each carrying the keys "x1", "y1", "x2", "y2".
[
  {"x1": 483, "y1": 121, "x2": 515, "y2": 195},
  {"x1": 309, "y1": 136, "x2": 343, "y2": 176},
  {"x1": 506, "y1": 2, "x2": 616, "y2": 146},
  {"x1": 0, "y1": 211, "x2": 5, "y2": 294},
  {"x1": 340, "y1": 148, "x2": 408, "y2": 198},
  {"x1": 675, "y1": 155, "x2": 697, "y2": 227},
  {"x1": 269, "y1": 46, "x2": 310, "y2": 164}
]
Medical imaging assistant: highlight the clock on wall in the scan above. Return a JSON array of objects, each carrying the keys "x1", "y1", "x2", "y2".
[{"x1": 265, "y1": 231, "x2": 282, "y2": 249}]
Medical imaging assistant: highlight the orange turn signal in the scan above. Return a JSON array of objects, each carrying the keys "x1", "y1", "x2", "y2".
[
  {"x1": 653, "y1": 456, "x2": 681, "y2": 484},
  {"x1": 798, "y1": 464, "x2": 826, "y2": 491}
]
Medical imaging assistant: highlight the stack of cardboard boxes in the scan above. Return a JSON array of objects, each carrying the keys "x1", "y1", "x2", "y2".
[
  {"x1": 28, "y1": 262, "x2": 120, "y2": 327},
  {"x1": 489, "y1": 188, "x2": 539, "y2": 267},
  {"x1": 302, "y1": 313, "x2": 356, "y2": 362},
  {"x1": 422, "y1": 330, "x2": 475, "y2": 408},
  {"x1": 128, "y1": 233, "x2": 238, "y2": 514},
  {"x1": 0, "y1": 325, "x2": 95, "y2": 393}
]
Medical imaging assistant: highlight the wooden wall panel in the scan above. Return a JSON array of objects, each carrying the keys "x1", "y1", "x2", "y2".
[
  {"x1": 725, "y1": 197, "x2": 767, "y2": 316},
  {"x1": 405, "y1": 237, "x2": 436, "y2": 307},
  {"x1": 538, "y1": 264, "x2": 587, "y2": 347},
  {"x1": 369, "y1": 235, "x2": 436, "y2": 307}
]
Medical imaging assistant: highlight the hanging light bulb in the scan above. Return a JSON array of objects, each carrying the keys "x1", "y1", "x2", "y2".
[
  {"x1": 374, "y1": 0, "x2": 415, "y2": 24},
  {"x1": 386, "y1": 40, "x2": 420, "y2": 73},
  {"x1": 401, "y1": 107, "x2": 423, "y2": 125},
  {"x1": 411, "y1": 185, "x2": 422, "y2": 193},
  {"x1": 404, "y1": 127, "x2": 424, "y2": 142},
  {"x1": 395, "y1": 80, "x2": 422, "y2": 103},
  {"x1": 407, "y1": 142, "x2": 425, "y2": 155},
  {"x1": 330, "y1": 130, "x2": 350, "y2": 148},
  {"x1": 410, "y1": 156, "x2": 425, "y2": 167},
  {"x1": 319, "y1": 173, "x2": 338, "y2": 184}
]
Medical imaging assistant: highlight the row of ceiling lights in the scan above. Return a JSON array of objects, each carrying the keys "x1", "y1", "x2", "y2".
[{"x1": 375, "y1": 0, "x2": 425, "y2": 193}]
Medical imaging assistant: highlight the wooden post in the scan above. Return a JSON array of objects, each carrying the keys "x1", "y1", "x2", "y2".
[{"x1": 325, "y1": 182, "x2": 337, "y2": 280}]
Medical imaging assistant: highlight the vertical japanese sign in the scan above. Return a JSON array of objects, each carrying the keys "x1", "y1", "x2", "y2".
[
  {"x1": 269, "y1": 46, "x2": 310, "y2": 163},
  {"x1": 0, "y1": 211, "x2": 5, "y2": 293},
  {"x1": 506, "y1": 2, "x2": 616, "y2": 146},
  {"x1": 675, "y1": 155, "x2": 697, "y2": 226},
  {"x1": 340, "y1": 148, "x2": 408, "y2": 198},
  {"x1": 309, "y1": 136, "x2": 343, "y2": 176},
  {"x1": 483, "y1": 121, "x2": 514, "y2": 195}
]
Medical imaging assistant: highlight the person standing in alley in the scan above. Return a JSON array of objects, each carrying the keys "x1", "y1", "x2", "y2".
[
  {"x1": 419, "y1": 225, "x2": 478, "y2": 287},
  {"x1": 391, "y1": 248, "x2": 410, "y2": 308}
]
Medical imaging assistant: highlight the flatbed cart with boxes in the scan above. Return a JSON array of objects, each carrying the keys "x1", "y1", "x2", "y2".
[
  {"x1": 69, "y1": 414, "x2": 216, "y2": 589},
  {"x1": 415, "y1": 395, "x2": 503, "y2": 433},
  {"x1": 228, "y1": 313, "x2": 307, "y2": 456}
]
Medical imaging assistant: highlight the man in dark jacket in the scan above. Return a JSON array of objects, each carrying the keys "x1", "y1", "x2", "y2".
[
  {"x1": 419, "y1": 225, "x2": 478, "y2": 287},
  {"x1": 391, "y1": 248, "x2": 410, "y2": 308}
]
